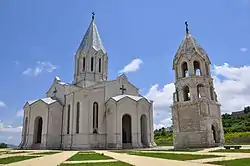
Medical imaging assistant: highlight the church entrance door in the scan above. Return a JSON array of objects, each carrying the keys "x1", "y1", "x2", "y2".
[
  {"x1": 33, "y1": 116, "x2": 43, "y2": 145},
  {"x1": 122, "y1": 114, "x2": 132, "y2": 148},
  {"x1": 140, "y1": 114, "x2": 148, "y2": 147}
]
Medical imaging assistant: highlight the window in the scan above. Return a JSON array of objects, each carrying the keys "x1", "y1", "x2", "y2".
[
  {"x1": 76, "y1": 59, "x2": 80, "y2": 75},
  {"x1": 176, "y1": 89, "x2": 179, "y2": 102},
  {"x1": 67, "y1": 105, "x2": 71, "y2": 134},
  {"x1": 93, "y1": 102, "x2": 98, "y2": 130},
  {"x1": 82, "y1": 57, "x2": 85, "y2": 71},
  {"x1": 197, "y1": 84, "x2": 204, "y2": 98},
  {"x1": 181, "y1": 62, "x2": 189, "y2": 77},
  {"x1": 91, "y1": 57, "x2": 94, "y2": 71},
  {"x1": 205, "y1": 62, "x2": 210, "y2": 76},
  {"x1": 98, "y1": 58, "x2": 101, "y2": 73},
  {"x1": 76, "y1": 102, "x2": 80, "y2": 134},
  {"x1": 210, "y1": 86, "x2": 214, "y2": 100},
  {"x1": 193, "y1": 61, "x2": 201, "y2": 76},
  {"x1": 183, "y1": 86, "x2": 190, "y2": 101}
]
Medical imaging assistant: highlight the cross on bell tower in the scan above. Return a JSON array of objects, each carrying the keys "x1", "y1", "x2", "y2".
[{"x1": 120, "y1": 85, "x2": 126, "y2": 95}]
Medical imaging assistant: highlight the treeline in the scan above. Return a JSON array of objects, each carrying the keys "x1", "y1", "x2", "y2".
[
  {"x1": 223, "y1": 106, "x2": 250, "y2": 133},
  {"x1": 0, "y1": 143, "x2": 7, "y2": 148}
]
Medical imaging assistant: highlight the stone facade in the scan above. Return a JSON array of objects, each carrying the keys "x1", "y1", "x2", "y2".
[
  {"x1": 171, "y1": 26, "x2": 225, "y2": 149},
  {"x1": 19, "y1": 15, "x2": 156, "y2": 150}
]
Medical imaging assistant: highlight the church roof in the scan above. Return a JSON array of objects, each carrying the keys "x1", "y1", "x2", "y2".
[
  {"x1": 28, "y1": 97, "x2": 57, "y2": 105},
  {"x1": 111, "y1": 94, "x2": 150, "y2": 102},
  {"x1": 77, "y1": 14, "x2": 106, "y2": 54},
  {"x1": 173, "y1": 22, "x2": 211, "y2": 69}
]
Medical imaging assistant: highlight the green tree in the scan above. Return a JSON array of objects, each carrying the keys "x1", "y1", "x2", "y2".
[{"x1": 0, "y1": 143, "x2": 7, "y2": 148}]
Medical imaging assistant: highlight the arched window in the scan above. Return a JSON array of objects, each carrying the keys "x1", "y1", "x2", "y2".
[
  {"x1": 76, "y1": 59, "x2": 80, "y2": 75},
  {"x1": 67, "y1": 105, "x2": 70, "y2": 134},
  {"x1": 193, "y1": 61, "x2": 201, "y2": 76},
  {"x1": 76, "y1": 102, "x2": 80, "y2": 134},
  {"x1": 98, "y1": 58, "x2": 101, "y2": 73},
  {"x1": 210, "y1": 86, "x2": 214, "y2": 100},
  {"x1": 197, "y1": 84, "x2": 204, "y2": 98},
  {"x1": 175, "y1": 70, "x2": 179, "y2": 80},
  {"x1": 82, "y1": 57, "x2": 85, "y2": 71},
  {"x1": 181, "y1": 62, "x2": 189, "y2": 77},
  {"x1": 93, "y1": 102, "x2": 98, "y2": 131},
  {"x1": 91, "y1": 57, "x2": 94, "y2": 71},
  {"x1": 176, "y1": 89, "x2": 179, "y2": 102},
  {"x1": 205, "y1": 62, "x2": 210, "y2": 76},
  {"x1": 183, "y1": 86, "x2": 190, "y2": 101}
]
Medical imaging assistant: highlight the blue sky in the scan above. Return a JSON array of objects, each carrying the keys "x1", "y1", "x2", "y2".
[{"x1": 0, "y1": 0, "x2": 250, "y2": 145}]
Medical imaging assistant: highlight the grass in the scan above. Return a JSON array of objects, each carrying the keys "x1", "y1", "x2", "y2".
[
  {"x1": 32, "y1": 151, "x2": 61, "y2": 155},
  {"x1": 211, "y1": 149, "x2": 250, "y2": 153},
  {"x1": 67, "y1": 152, "x2": 113, "y2": 161},
  {"x1": 150, "y1": 149, "x2": 202, "y2": 152},
  {"x1": 208, "y1": 158, "x2": 250, "y2": 166},
  {"x1": 109, "y1": 150, "x2": 133, "y2": 154},
  {"x1": 59, "y1": 161, "x2": 133, "y2": 166},
  {"x1": 122, "y1": 151, "x2": 221, "y2": 161},
  {"x1": 5, "y1": 151, "x2": 30, "y2": 154},
  {"x1": 33, "y1": 151, "x2": 60, "y2": 155},
  {"x1": 0, "y1": 151, "x2": 7, "y2": 155},
  {"x1": 0, "y1": 156, "x2": 40, "y2": 164}
]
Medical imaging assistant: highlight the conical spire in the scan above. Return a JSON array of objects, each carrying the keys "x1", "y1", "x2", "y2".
[
  {"x1": 77, "y1": 13, "x2": 106, "y2": 54},
  {"x1": 173, "y1": 21, "x2": 210, "y2": 68}
]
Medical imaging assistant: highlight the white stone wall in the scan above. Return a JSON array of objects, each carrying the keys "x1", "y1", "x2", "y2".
[{"x1": 106, "y1": 97, "x2": 155, "y2": 149}]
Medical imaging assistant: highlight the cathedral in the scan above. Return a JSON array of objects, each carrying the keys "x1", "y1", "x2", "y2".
[
  {"x1": 19, "y1": 14, "x2": 156, "y2": 150},
  {"x1": 19, "y1": 14, "x2": 225, "y2": 150}
]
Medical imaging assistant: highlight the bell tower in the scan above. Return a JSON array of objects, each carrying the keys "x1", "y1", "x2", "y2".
[
  {"x1": 73, "y1": 13, "x2": 108, "y2": 87},
  {"x1": 171, "y1": 22, "x2": 224, "y2": 149}
]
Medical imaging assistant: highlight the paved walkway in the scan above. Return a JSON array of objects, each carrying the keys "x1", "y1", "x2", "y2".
[
  {"x1": 94, "y1": 151, "x2": 218, "y2": 166},
  {"x1": 7, "y1": 151, "x2": 78, "y2": 166}
]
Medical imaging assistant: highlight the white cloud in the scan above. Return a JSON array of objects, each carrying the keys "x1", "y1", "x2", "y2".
[
  {"x1": 16, "y1": 109, "x2": 24, "y2": 117},
  {"x1": 22, "y1": 61, "x2": 57, "y2": 76},
  {"x1": 240, "y1": 48, "x2": 248, "y2": 52},
  {"x1": 8, "y1": 136, "x2": 13, "y2": 140},
  {"x1": 145, "y1": 83, "x2": 175, "y2": 129},
  {"x1": 144, "y1": 63, "x2": 250, "y2": 129},
  {"x1": 0, "y1": 121, "x2": 22, "y2": 133},
  {"x1": 0, "y1": 101, "x2": 6, "y2": 107},
  {"x1": 213, "y1": 63, "x2": 250, "y2": 113},
  {"x1": 119, "y1": 58, "x2": 143, "y2": 73}
]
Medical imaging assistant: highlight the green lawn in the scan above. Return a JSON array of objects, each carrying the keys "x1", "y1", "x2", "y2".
[
  {"x1": 211, "y1": 149, "x2": 250, "y2": 153},
  {"x1": 67, "y1": 152, "x2": 113, "y2": 161},
  {"x1": 208, "y1": 158, "x2": 250, "y2": 166},
  {"x1": 151, "y1": 149, "x2": 202, "y2": 152},
  {"x1": 59, "y1": 161, "x2": 133, "y2": 166},
  {"x1": 0, "y1": 156, "x2": 40, "y2": 164},
  {"x1": 123, "y1": 152, "x2": 221, "y2": 161},
  {"x1": 32, "y1": 151, "x2": 61, "y2": 155},
  {"x1": 109, "y1": 150, "x2": 133, "y2": 154},
  {"x1": 5, "y1": 151, "x2": 30, "y2": 154}
]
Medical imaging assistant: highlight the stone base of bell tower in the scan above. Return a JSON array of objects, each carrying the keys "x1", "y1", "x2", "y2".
[
  {"x1": 173, "y1": 131, "x2": 223, "y2": 149},
  {"x1": 171, "y1": 101, "x2": 225, "y2": 149}
]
